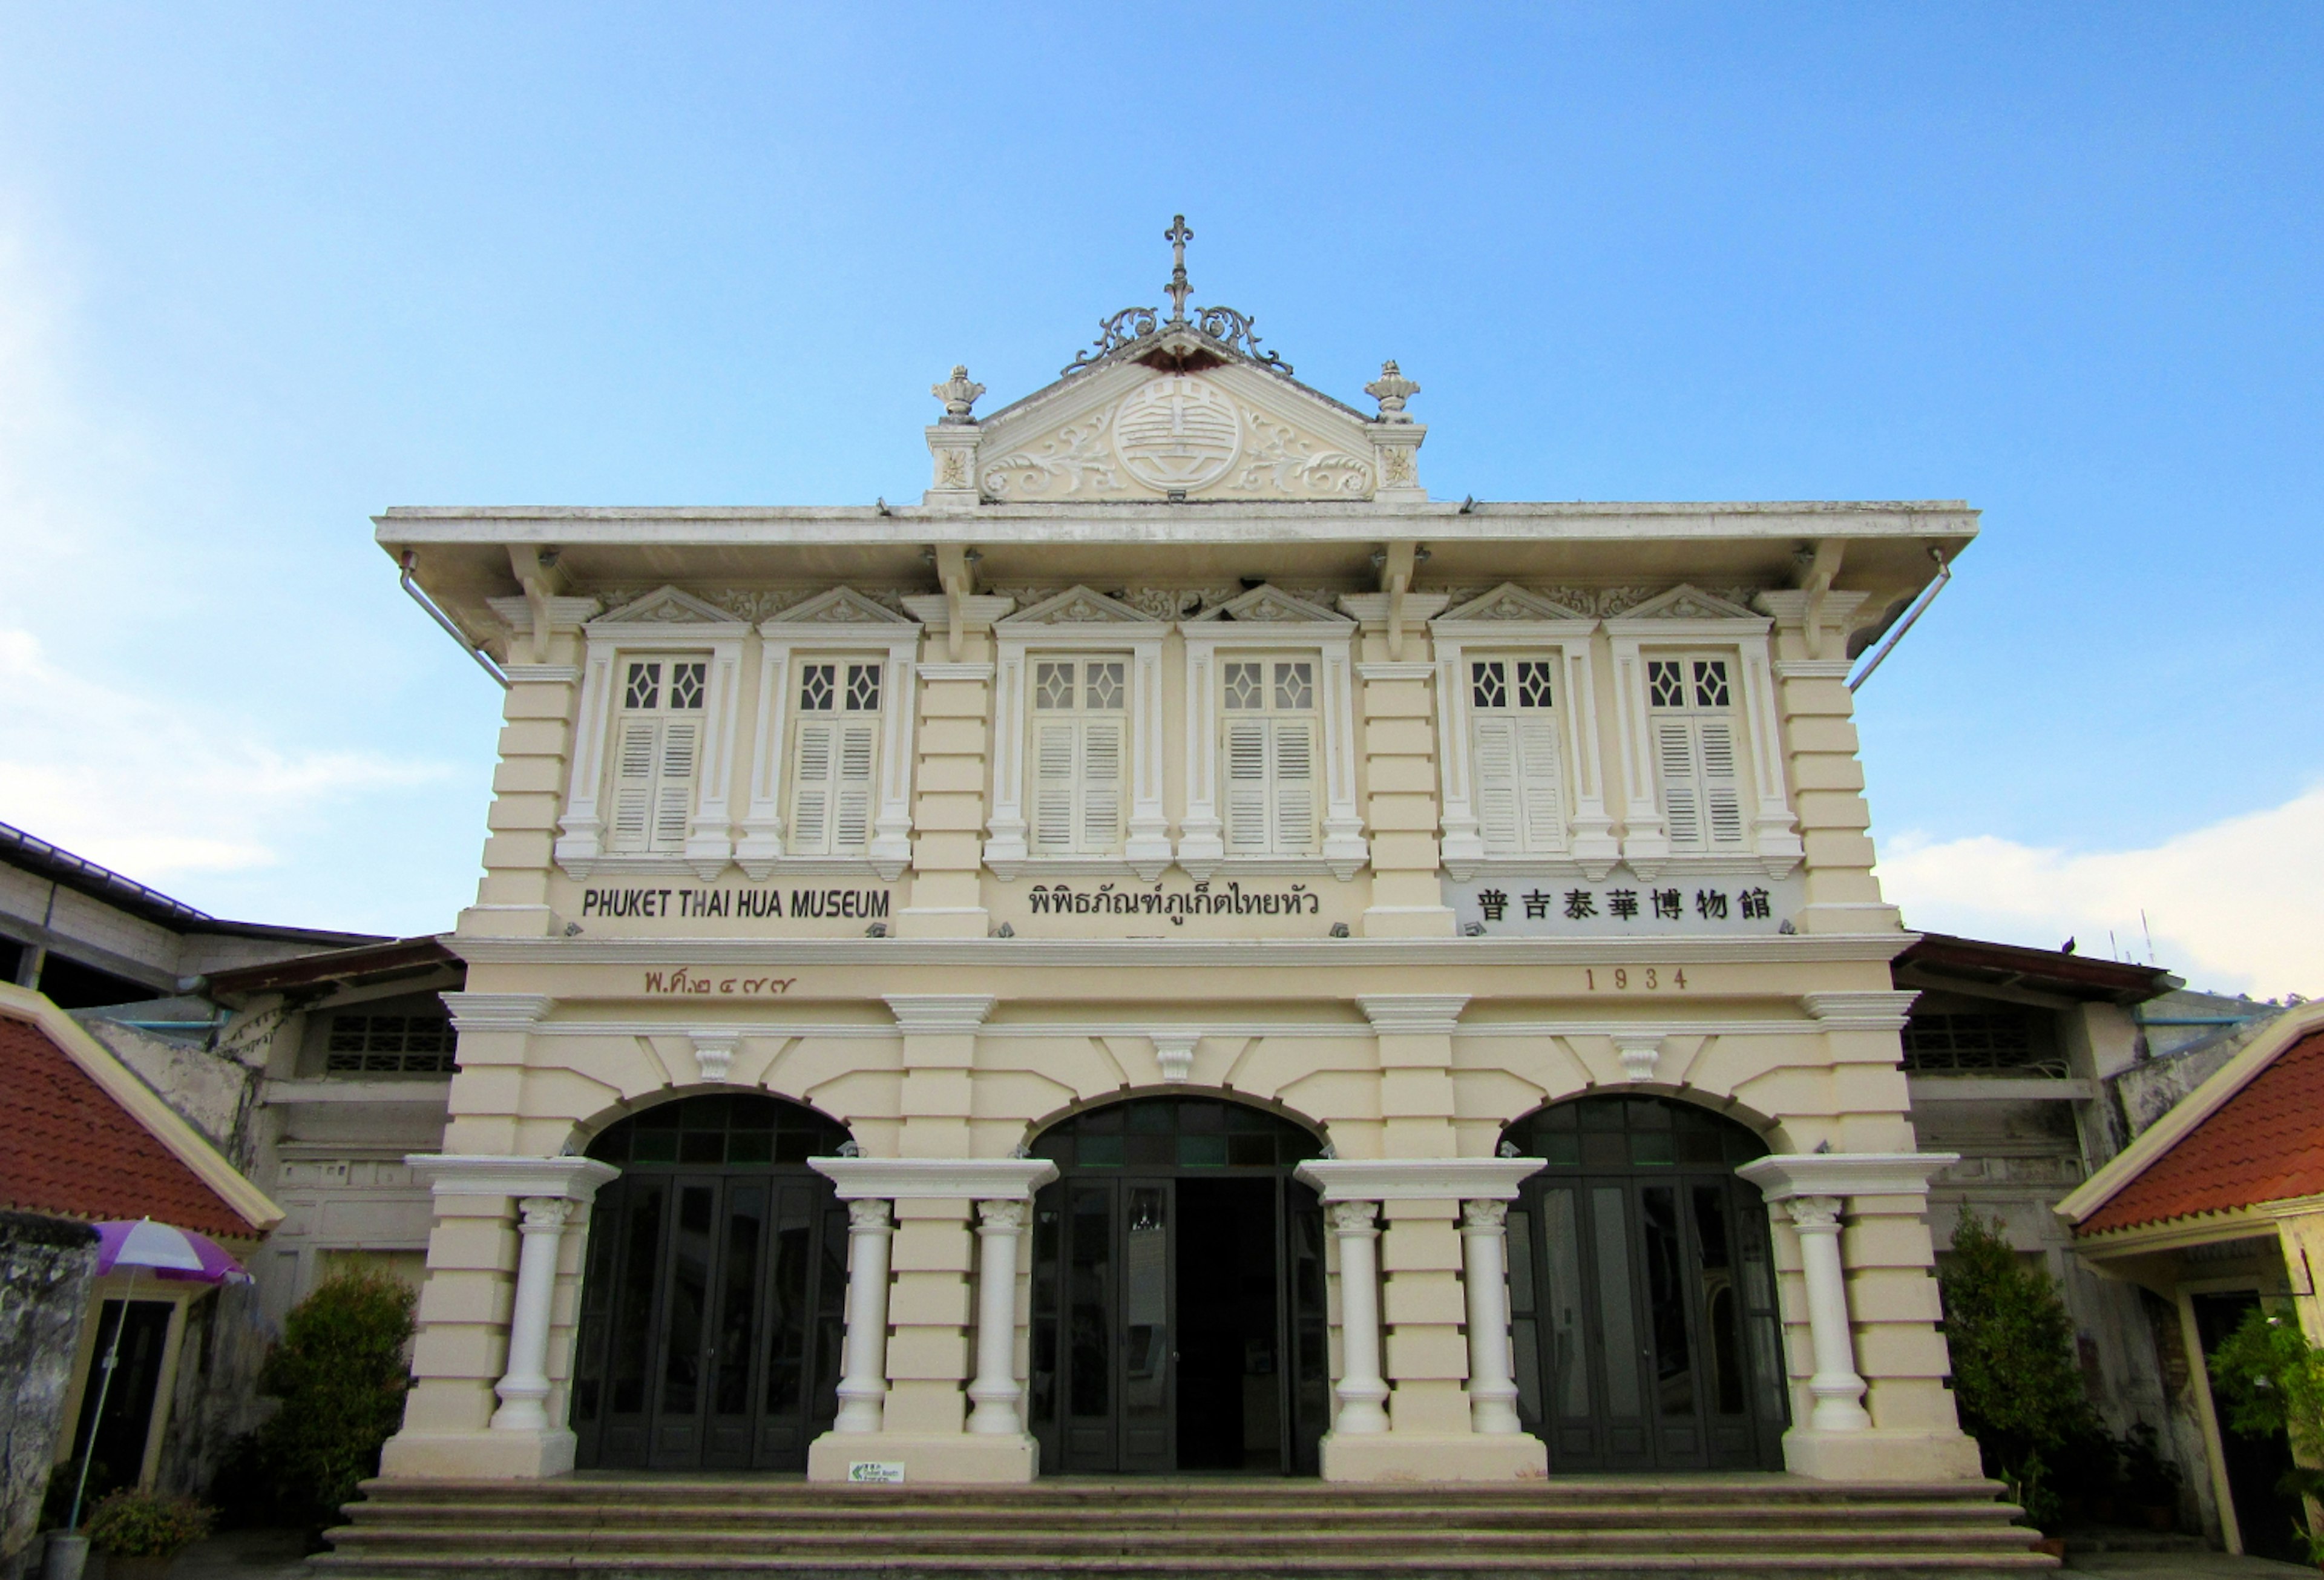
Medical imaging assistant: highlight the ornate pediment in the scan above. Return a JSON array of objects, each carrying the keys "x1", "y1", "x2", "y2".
[
  {"x1": 1615, "y1": 584, "x2": 1762, "y2": 622},
  {"x1": 763, "y1": 587, "x2": 916, "y2": 627},
  {"x1": 1436, "y1": 584, "x2": 1591, "y2": 625},
  {"x1": 592, "y1": 586, "x2": 738, "y2": 627},
  {"x1": 998, "y1": 586, "x2": 1158, "y2": 628},
  {"x1": 1191, "y1": 584, "x2": 1351, "y2": 625}
]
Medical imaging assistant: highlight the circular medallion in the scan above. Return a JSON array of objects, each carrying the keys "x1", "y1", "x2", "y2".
[{"x1": 1111, "y1": 377, "x2": 1242, "y2": 493}]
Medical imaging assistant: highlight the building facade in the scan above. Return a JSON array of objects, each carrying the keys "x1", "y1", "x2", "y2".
[{"x1": 377, "y1": 243, "x2": 1984, "y2": 1487}]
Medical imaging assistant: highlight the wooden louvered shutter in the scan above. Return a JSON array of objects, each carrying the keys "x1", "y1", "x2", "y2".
[
  {"x1": 1473, "y1": 716, "x2": 1522, "y2": 855},
  {"x1": 1656, "y1": 720, "x2": 1702, "y2": 849},
  {"x1": 1515, "y1": 714, "x2": 1566, "y2": 852},
  {"x1": 833, "y1": 720, "x2": 876, "y2": 853},
  {"x1": 653, "y1": 719, "x2": 698, "y2": 849},
  {"x1": 1224, "y1": 718, "x2": 1270, "y2": 851},
  {"x1": 1080, "y1": 716, "x2": 1124, "y2": 852},
  {"x1": 1272, "y1": 719, "x2": 1316, "y2": 852},
  {"x1": 1698, "y1": 719, "x2": 1744, "y2": 848},
  {"x1": 609, "y1": 718, "x2": 659, "y2": 851},
  {"x1": 1029, "y1": 720, "x2": 1077, "y2": 852},
  {"x1": 790, "y1": 719, "x2": 835, "y2": 854}
]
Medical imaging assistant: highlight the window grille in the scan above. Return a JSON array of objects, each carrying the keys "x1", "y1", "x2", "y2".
[
  {"x1": 1900, "y1": 1012, "x2": 2067, "y2": 1078},
  {"x1": 325, "y1": 1014, "x2": 456, "y2": 1075}
]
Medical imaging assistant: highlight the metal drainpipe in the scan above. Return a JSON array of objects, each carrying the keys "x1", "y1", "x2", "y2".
[
  {"x1": 400, "y1": 550, "x2": 511, "y2": 688},
  {"x1": 1847, "y1": 546, "x2": 1952, "y2": 692}
]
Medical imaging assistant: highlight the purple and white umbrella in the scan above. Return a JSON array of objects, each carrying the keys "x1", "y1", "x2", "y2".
[{"x1": 92, "y1": 1218, "x2": 247, "y2": 1285}]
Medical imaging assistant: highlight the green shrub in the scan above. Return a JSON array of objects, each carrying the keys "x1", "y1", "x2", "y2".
[
  {"x1": 82, "y1": 1489, "x2": 212, "y2": 1557},
  {"x1": 252, "y1": 1268, "x2": 416, "y2": 1527},
  {"x1": 2207, "y1": 1304, "x2": 2324, "y2": 1561},
  {"x1": 1937, "y1": 1211, "x2": 2096, "y2": 1529}
]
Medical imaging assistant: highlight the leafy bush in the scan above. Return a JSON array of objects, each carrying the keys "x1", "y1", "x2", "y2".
[
  {"x1": 2208, "y1": 1304, "x2": 2324, "y2": 1561},
  {"x1": 82, "y1": 1489, "x2": 212, "y2": 1557},
  {"x1": 1937, "y1": 1211, "x2": 2096, "y2": 1529},
  {"x1": 252, "y1": 1268, "x2": 416, "y2": 1528}
]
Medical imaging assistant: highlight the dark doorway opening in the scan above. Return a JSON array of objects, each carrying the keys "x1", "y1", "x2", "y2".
[
  {"x1": 569, "y1": 1094, "x2": 851, "y2": 1472},
  {"x1": 1028, "y1": 1096, "x2": 1327, "y2": 1475},
  {"x1": 66, "y1": 1300, "x2": 174, "y2": 1503},
  {"x1": 1503, "y1": 1096, "x2": 1788, "y2": 1472},
  {"x1": 2194, "y1": 1291, "x2": 2307, "y2": 1562}
]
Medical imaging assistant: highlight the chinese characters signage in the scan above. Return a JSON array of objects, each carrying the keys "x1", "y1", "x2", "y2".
[{"x1": 1442, "y1": 870, "x2": 1802, "y2": 936}]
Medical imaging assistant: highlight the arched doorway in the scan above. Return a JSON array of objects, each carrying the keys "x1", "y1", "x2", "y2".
[
  {"x1": 1503, "y1": 1094, "x2": 1788, "y2": 1471},
  {"x1": 568, "y1": 1093, "x2": 852, "y2": 1470},
  {"x1": 1026, "y1": 1096, "x2": 1329, "y2": 1476}
]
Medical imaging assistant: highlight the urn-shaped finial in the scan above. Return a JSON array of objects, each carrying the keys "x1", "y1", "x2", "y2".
[
  {"x1": 931, "y1": 364, "x2": 986, "y2": 423},
  {"x1": 1365, "y1": 360, "x2": 1420, "y2": 421}
]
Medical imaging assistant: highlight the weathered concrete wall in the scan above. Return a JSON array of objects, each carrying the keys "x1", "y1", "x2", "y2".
[{"x1": 0, "y1": 1213, "x2": 97, "y2": 1573}]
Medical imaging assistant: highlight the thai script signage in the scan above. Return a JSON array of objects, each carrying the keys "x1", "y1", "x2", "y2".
[
  {"x1": 988, "y1": 872, "x2": 1364, "y2": 939},
  {"x1": 1443, "y1": 869, "x2": 1804, "y2": 937}
]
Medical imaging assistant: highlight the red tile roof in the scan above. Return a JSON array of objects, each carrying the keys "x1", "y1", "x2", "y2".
[
  {"x1": 2081, "y1": 1029, "x2": 2324, "y2": 1236},
  {"x1": 0, "y1": 1015, "x2": 253, "y2": 1240}
]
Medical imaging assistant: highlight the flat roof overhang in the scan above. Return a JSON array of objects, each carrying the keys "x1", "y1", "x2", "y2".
[{"x1": 378, "y1": 499, "x2": 1977, "y2": 650}]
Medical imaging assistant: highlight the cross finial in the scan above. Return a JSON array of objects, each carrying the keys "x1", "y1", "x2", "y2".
[{"x1": 1164, "y1": 214, "x2": 1193, "y2": 322}]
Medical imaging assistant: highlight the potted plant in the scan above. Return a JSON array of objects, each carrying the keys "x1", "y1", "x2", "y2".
[{"x1": 80, "y1": 1490, "x2": 212, "y2": 1580}]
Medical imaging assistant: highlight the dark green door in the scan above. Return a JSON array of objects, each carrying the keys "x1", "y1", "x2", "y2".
[
  {"x1": 570, "y1": 1094, "x2": 850, "y2": 1471},
  {"x1": 1505, "y1": 1096, "x2": 1788, "y2": 1471}
]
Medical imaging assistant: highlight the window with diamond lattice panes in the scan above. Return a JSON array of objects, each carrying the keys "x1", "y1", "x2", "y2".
[
  {"x1": 1222, "y1": 659, "x2": 1318, "y2": 854},
  {"x1": 1646, "y1": 656, "x2": 1745, "y2": 852},
  {"x1": 608, "y1": 659, "x2": 709, "y2": 853},
  {"x1": 1469, "y1": 656, "x2": 1566, "y2": 855},
  {"x1": 789, "y1": 659, "x2": 882, "y2": 857},
  {"x1": 1029, "y1": 657, "x2": 1128, "y2": 855}
]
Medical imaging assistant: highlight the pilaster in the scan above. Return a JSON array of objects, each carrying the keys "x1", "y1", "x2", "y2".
[
  {"x1": 1351, "y1": 656, "x2": 1455, "y2": 937},
  {"x1": 1758, "y1": 590, "x2": 1896, "y2": 935},
  {"x1": 464, "y1": 607, "x2": 594, "y2": 939},
  {"x1": 895, "y1": 604, "x2": 1004, "y2": 937}
]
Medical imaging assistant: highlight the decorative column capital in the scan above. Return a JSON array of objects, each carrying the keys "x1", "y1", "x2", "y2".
[
  {"x1": 1784, "y1": 1194, "x2": 1844, "y2": 1231},
  {"x1": 847, "y1": 1198, "x2": 894, "y2": 1234},
  {"x1": 1325, "y1": 1199, "x2": 1379, "y2": 1236},
  {"x1": 516, "y1": 1197, "x2": 576, "y2": 1231},
  {"x1": 1460, "y1": 1198, "x2": 1509, "y2": 1231},
  {"x1": 977, "y1": 1198, "x2": 1030, "y2": 1233}
]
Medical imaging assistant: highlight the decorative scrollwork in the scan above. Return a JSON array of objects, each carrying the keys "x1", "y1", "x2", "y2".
[
  {"x1": 1193, "y1": 306, "x2": 1292, "y2": 375},
  {"x1": 1062, "y1": 308, "x2": 1161, "y2": 375}
]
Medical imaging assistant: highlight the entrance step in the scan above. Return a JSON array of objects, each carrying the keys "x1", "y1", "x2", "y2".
[{"x1": 314, "y1": 1476, "x2": 2057, "y2": 1578}]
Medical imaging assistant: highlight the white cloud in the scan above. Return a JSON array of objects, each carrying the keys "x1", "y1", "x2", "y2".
[
  {"x1": 0, "y1": 627, "x2": 449, "y2": 882},
  {"x1": 1876, "y1": 786, "x2": 2324, "y2": 1000}
]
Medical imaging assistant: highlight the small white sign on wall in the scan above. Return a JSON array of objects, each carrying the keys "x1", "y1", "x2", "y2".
[
  {"x1": 847, "y1": 1461, "x2": 907, "y2": 1485},
  {"x1": 1443, "y1": 867, "x2": 1806, "y2": 937}
]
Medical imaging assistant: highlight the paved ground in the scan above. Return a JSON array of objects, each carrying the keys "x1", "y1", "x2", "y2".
[
  {"x1": 2065, "y1": 1552, "x2": 2317, "y2": 1577},
  {"x1": 168, "y1": 1528, "x2": 313, "y2": 1580}
]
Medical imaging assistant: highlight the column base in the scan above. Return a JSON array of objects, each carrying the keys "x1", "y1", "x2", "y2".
[
  {"x1": 806, "y1": 1431, "x2": 1039, "y2": 1484},
  {"x1": 1782, "y1": 1427, "x2": 1984, "y2": 1483},
  {"x1": 378, "y1": 1427, "x2": 576, "y2": 1480},
  {"x1": 1319, "y1": 1431, "x2": 1547, "y2": 1483}
]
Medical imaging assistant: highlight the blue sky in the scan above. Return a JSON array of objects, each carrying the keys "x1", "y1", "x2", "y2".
[{"x1": 0, "y1": 5, "x2": 2316, "y2": 992}]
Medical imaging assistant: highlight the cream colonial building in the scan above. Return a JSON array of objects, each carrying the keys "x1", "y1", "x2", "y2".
[{"x1": 376, "y1": 229, "x2": 1981, "y2": 1491}]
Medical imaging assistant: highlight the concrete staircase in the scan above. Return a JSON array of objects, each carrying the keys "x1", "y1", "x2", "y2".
[{"x1": 315, "y1": 1475, "x2": 2059, "y2": 1579}]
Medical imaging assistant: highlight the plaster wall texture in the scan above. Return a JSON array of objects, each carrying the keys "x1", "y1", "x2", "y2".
[{"x1": 0, "y1": 1214, "x2": 96, "y2": 1572}]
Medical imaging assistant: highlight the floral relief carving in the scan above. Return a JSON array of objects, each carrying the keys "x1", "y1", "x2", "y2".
[
  {"x1": 1230, "y1": 406, "x2": 1373, "y2": 497},
  {"x1": 980, "y1": 403, "x2": 1132, "y2": 501},
  {"x1": 1377, "y1": 446, "x2": 1416, "y2": 486}
]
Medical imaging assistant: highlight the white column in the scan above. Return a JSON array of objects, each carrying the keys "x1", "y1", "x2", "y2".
[
  {"x1": 1460, "y1": 1199, "x2": 1521, "y2": 1435},
  {"x1": 833, "y1": 1198, "x2": 894, "y2": 1434},
  {"x1": 1327, "y1": 1199, "x2": 1390, "y2": 1434},
  {"x1": 967, "y1": 1199, "x2": 1029, "y2": 1435},
  {"x1": 1787, "y1": 1195, "x2": 1871, "y2": 1431},
  {"x1": 491, "y1": 1197, "x2": 574, "y2": 1432}
]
